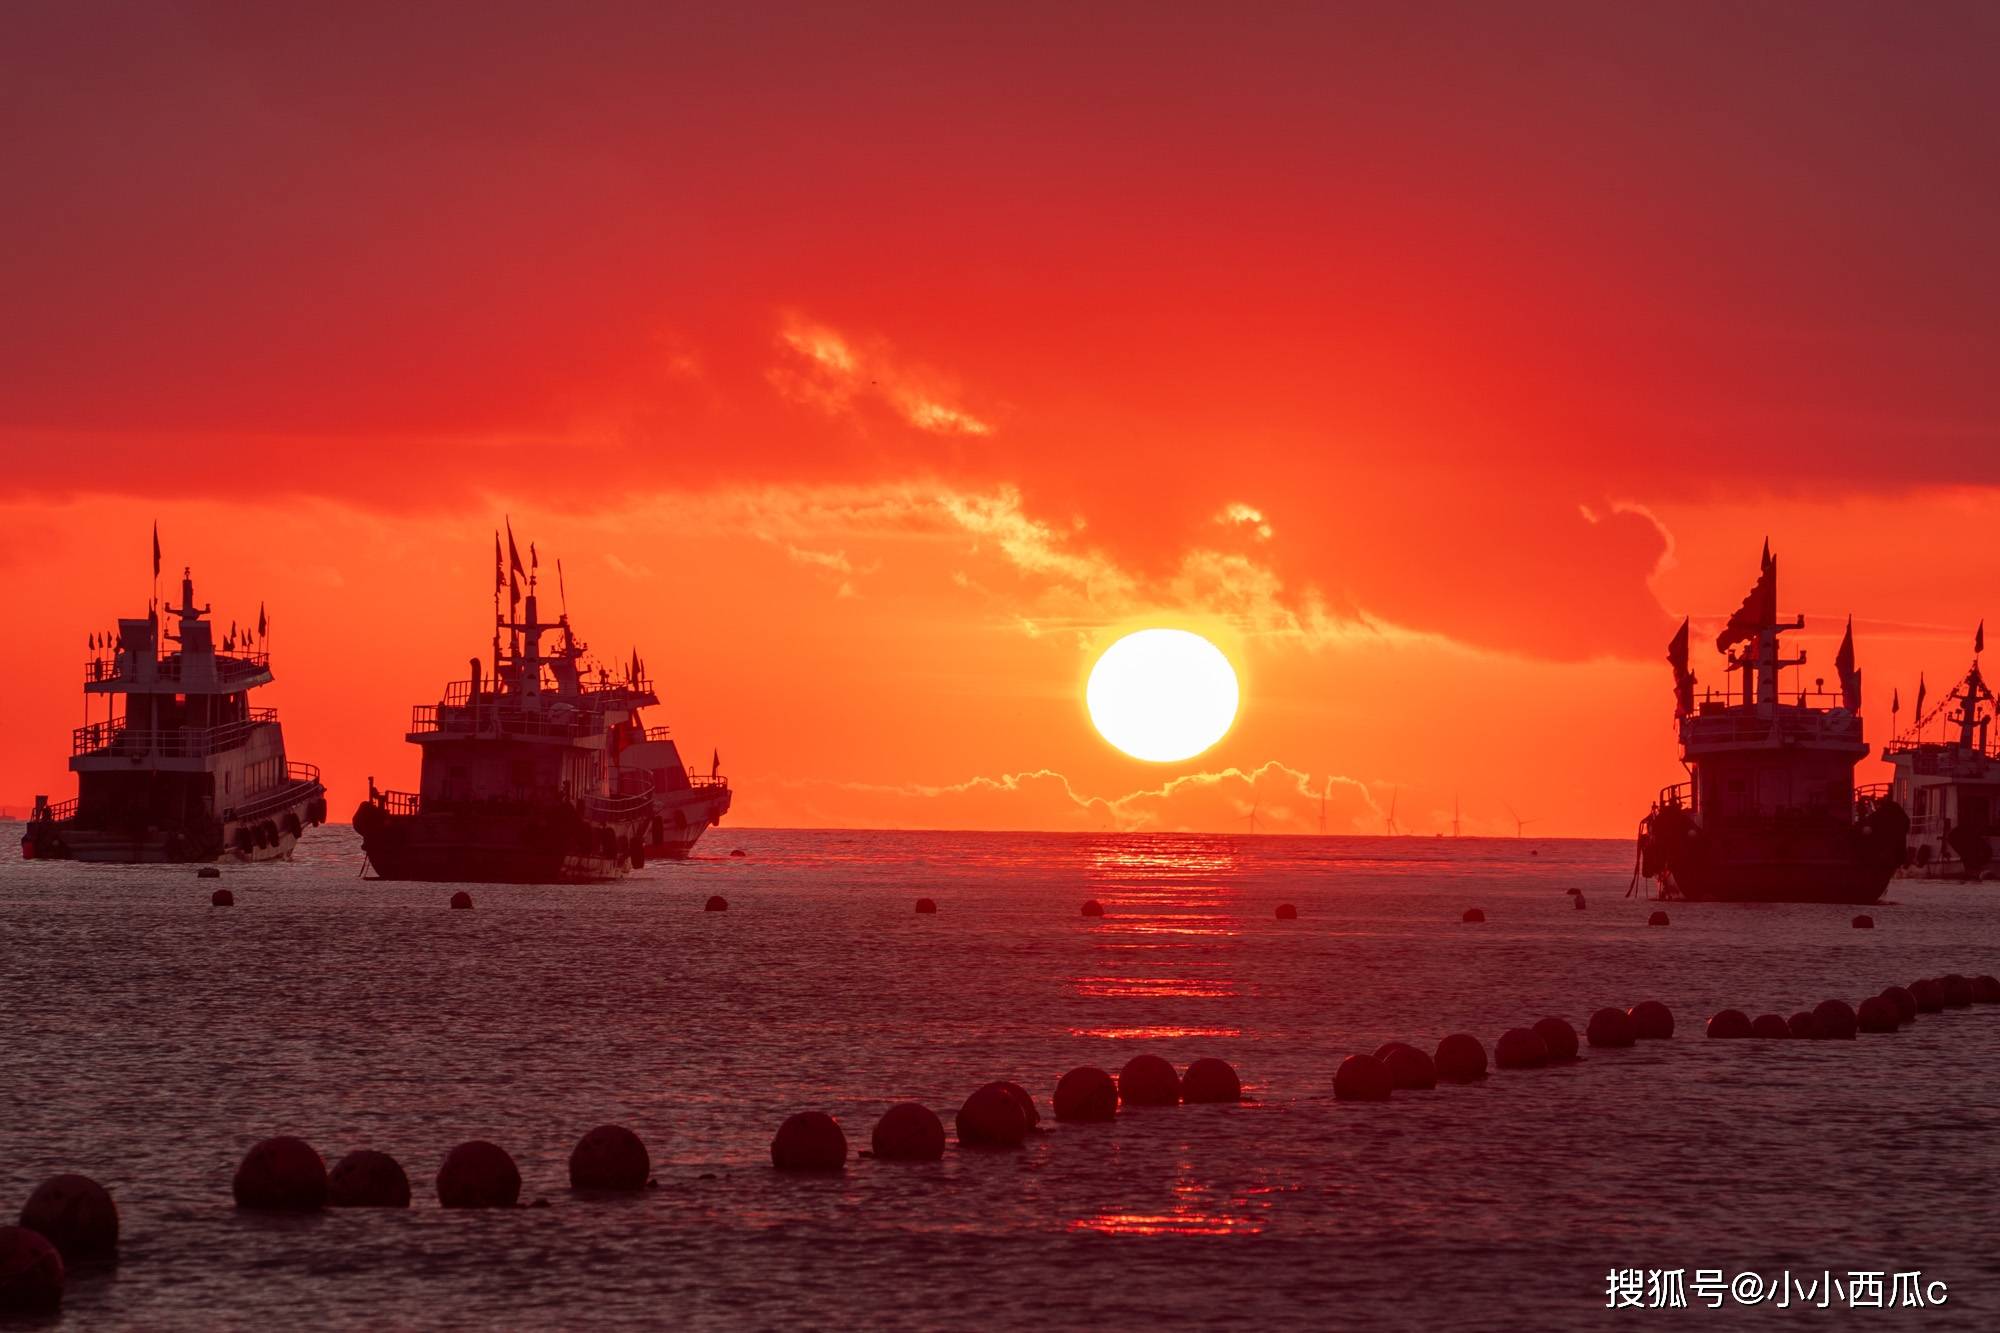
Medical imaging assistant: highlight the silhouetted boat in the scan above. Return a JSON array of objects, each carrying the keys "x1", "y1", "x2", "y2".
[
  {"x1": 21, "y1": 561, "x2": 327, "y2": 863},
  {"x1": 1636, "y1": 546, "x2": 1907, "y2": 903},
  {"x1": 351, "y1": 531, "x2": 730, "y2": 882},
  {"x1": 1883, "y1": 626, "x2": 1995, "y2": 879}
]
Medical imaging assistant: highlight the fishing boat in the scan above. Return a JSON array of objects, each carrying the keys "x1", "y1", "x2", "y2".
[
  {"x1": 351, "y1": 529, "x2": 730, "y2": 882},
  {"x1": 1883, "y1": 625, "x2": 1996, "y2": 879},
  {"x1": 1635, "y1": 545, "x2": 1908, "y2": 903},
  {"x1": 21, "y1": 555, "x2": 327, "y2": 863}
]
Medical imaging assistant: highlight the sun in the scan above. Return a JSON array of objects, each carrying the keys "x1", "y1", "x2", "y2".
[{"x1": 1086, "y1": 628, "x2": 1240, "y2": 763}]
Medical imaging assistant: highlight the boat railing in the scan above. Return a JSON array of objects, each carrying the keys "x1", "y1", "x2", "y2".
[
  {"x1": 226, "y1": 764, "x2": 325, "y2": 823},
  {"x1": 372, "y1": 789, "x2": 423, "y2": 816},
  {"x1": 1654, "y1": 781, "x2": 1692, "y2": 813},
  {"x1": 438, "y1": 676, "x2": 657, "y2": 707},
  {"x1": 640, "y1": 725, "x2": 675, "y2": 742},
  {"x1": 72, "y1": 709, "x2": 279, "y2": 758},
  {"x1": 29, "y1": 796, "x2": 79, "y2": 822},
  {"x1": 410, "y1": 702, "x2": 600, "y2": 740},
  {"x1": 687, "y1": 773, "x2": 730, "y2": 792},
  {"x1": 83, "y1": 650, "x2": 271, "y2": 686}
]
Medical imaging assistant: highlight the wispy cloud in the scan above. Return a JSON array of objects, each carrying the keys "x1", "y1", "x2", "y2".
[{"x1": 769, "y1": 314, "x2": 994, "y2": 438}]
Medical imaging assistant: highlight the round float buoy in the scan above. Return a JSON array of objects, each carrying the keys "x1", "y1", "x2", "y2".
[
  {"x1": 1494, "y1": 1027, "x2": 1549, "y2": 1069},
  {"x1": 449, "y1": 891, "x2": 472, "y2": 910},
  {"x1": 328, "y1": 1150, "x2": 411, "y2": 1207},
  {"x1": 18, "y1": 1174, "x2": 117, "y2": 1262},
  {"x1": 705, "y1": 895, "x2": 728, "y2": 912},
  {"x1": 232, "y1": 1136, "x2": 327, "y2": 1211},
  {"x1": 1811, "y1": 999, "x2": 1858, "y2": 1040},
  {"x1": 1973, "y1": 975, "x2": 2000, "y2": 1004},
  {"x1": 0, "y1": 1226, "x2": 63, "y2": 1314},
  {"x1": 568, "y1": 1125, "x2": 650, "y2": 1191},
  {"x1": 1118, "y1": 1054, "x2": 1181, "y2": 1107},
  {"x1": 211, "y1": 888, "x2": 234, "y2": 907},
  {"x1": 871, "y1": 1103, "x2": 945, "y2": 1162},
  {"x1": 1531, "y1": 1017, "x2": 1580, "y2": 1062},
  {"x1": 1373, "y1": 1042, "x2": 1438, "y2": 1089},
  {"x1": 1787, "y1": 1010, "x2": 1820, "y2": 1039},
  {"x1": 436, "y1": 1141, "x2": 522, "y2": 1207},
  {"x1": 1941, "y1": 974, "x2": 1974, "y2": 1008},
  {"x1": 1586, "y1": 1007, "x2": 1636, "y2": 1049},
  {"x1": 914, "y1": 898, "x2": 937, "y2": 914},
  {"x1": 1910, "y1": 978, "x2": 1945, "y2": 1012},
  {"x1": 1647, "y1": 910, "x2": 1670, "y2": 927},
  {"x1": 1181, "y1": 1058, "x2": 1241, "y2": 1103},
  {"x1": 1333, "y1": 1053, "x2": 1393, "y2": 1100},
  {"x1": 1433, "y1": 1033, "x2": 1488, "y2": 1082},
  {"x1": 1461, "y1": 908, "x2": 1485, "y2": 923},
  {"x1": 1054, "y1": 1066, "x2": 1119, "y2": 1122},
  {"x1": 955, "y1": 1083, "x2": 1028, "y2": 1148},
  {"x1": 729, "y1": 849, "x2": 747, "y2": 857},
  {"x1": 1750, "y1": 1013, "x2": 1792, "y2": 1039},
  {"x1": 1856, "y1": 996, "x2": 1900, "y2": 1034},
  {"x1": 1706, "y1": 1009, "x2": 1752, "y2": 1039},
  {"x1": 1879, "y1": 986, "x2": 1917, "y2": 1024},
  {"x1": 1852, "y1": 914, "x2": 1874, "y2": 929},
  {"x1": 770, "y1": 1112, "x2": 847, "y2": 1172},
  {"x1": 993, "y1": 1080, "x2": 1040, "y2": 1128},
  {"x1": 1275, "y1": 903, "x2": 1297, "y2": 920},
  {"x1": 1628, "y1": 1000, "x2": 1674, "y2": 1039},
  {"x1": 1081, "y1": 899, "x2": 1105, "y2": 918},
  {"x1": 197, "y1": 866, "x2": 220, "y2": 879}
]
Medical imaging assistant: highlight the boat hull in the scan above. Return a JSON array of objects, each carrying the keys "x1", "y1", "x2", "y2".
[
  {"x1": 1662, "y1": 859, "x2": 1896, "y2": 904},
  {"x1": 643, "y1": 788, "x2": 733, "y2": 860},
  {"x1": 21, "y1": 783, "x2": 327, "y2": 865},
  {"x1": 1643, "y1": 802, "x2": 1907, "y2": 905},
  {"x1": 356, "y1": 804, "x2": 651, "y2": 884}
]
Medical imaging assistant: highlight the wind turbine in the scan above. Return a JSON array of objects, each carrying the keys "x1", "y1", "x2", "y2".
[
  {"x1": 1319, "y1": 777, "x2": 1330, "y2": 836},
  {"x1": 1384, "y1": 787, "x2": 1401, "y2": 836},
  {"x1": 1452, "y1": 794, "x2": 1462, "y2": 839},
  {"x1": 1504, "y1": 802, "x2": 1535, "y2": 838},
  {"x1": 1245, "y1": 793, "x2": 1261, "y2": 835}
]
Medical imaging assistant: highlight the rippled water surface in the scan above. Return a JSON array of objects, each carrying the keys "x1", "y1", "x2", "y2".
[{"x1": 3, "y1": 826, "x2": 1998, "y2": 1329}]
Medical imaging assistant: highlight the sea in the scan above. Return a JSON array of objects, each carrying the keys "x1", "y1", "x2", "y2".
[{"x1": 2, "y1": 825, "x2": 1996, "y2": 1330}]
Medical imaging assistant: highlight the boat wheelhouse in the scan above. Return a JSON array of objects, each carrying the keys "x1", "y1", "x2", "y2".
[{"x1": 1883, "y1": 631, "x2": 1996, "y2": 880}]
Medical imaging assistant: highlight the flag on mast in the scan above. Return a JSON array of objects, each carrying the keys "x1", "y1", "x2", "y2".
[
  {"x1": 257, "y1": 602, "x2": 267, "y2": 638},
  {"x1": 151, "y1": 522, "x2": 161, "y2": 578},
  {"x1": 494, "y1": 532, "x2": 503, "y2": 594},
  {"x1": 1978, "y1": 620, "x2": 1986, "y2": 655},
  {"x1": 711, "y1": 748, "x2": 720, "y2": 779},
  {"x1": 1915, "y1": 673, "x2": 1927, "y2": 721},
  {"x1": 506, "y1": 519, "x2": 525, "y2": 578},
  {"x1": 1666, "y1": 616, "x2": 1694, "y2": 718},
  {"x1": 1835, "y1": 616, "x2": 1860, "y2": 711}
]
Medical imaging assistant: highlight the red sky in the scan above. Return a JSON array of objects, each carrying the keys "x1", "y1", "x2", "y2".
[{"x1": 3, "y1": 3, "x2": 1996, "y2": 834}]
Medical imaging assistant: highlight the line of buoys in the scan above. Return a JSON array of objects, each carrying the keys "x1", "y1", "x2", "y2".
[
  {"x1": 914, "y1": 897, "x2": 937, "y2": 914},
  {"x1": 872, "y1": 1103, "x2": 946, "y2": 1161},
  {"x1": 1080, "y1": 899, "x2": 1105, "y2": 918},
  {"x1": 1705, "y1": 1009, "x2": 1752, "y2": 1039},
  {"x1": 568, "y1": 1125, "x2": 650, "y2": 1191},
  {"x1": 1629, "y1": 1000, "x2": 1674, "y2": 1039},
  {"x1": 704, "y1": 895, "x2": 728, "y2": 912},
  {"x1": 211, "y1": 888, "x2": 234, "y2": 907},
  {"x1": 329, "y1": 1150, "x2": 411, "y2": 1207},
  {"x1": 18, "y1": 1174, "x2": 117, "y2": 1264},
  {"x1": 1275, "y1": 903, "x2": 1297, "y2": 920},
  {"x1": 449, "y1": 891, "x2": 472, "y2": 910},
  {"x1": 0, "y1": 1226, "x2": 64, "y2": 1314},
  {"x1": 1460, "y1": 907, "x2": 1485, "y2": 923},
  {"x1": 1118, "y1": 1054, "x2": 1181, "y2": 1106},
  {"x1": 1494, "y1": 1027, "x2": 1549, "y2": 1069},
  {"x1": 1053, "y1": 1066, "x2": 1119, "y2": 1122},
  {"x1": 1434, "y1": 1033, "x2": 1488, "y2": 1081},
  {"x1": 955, "y1": 1082, "x2": 1029, "y2": 1148},
  {"x1": 233, "y1": 1136, "x2": 328, "y2": 1211},
  {"x1": 1182, "y1": 1058, "x2": 1241, "y2": 1103},
  {"x1": 770, "y1": 1112, "x2": 847, "y2": 1172},
  {"x1": 1333, "y1": 1053, "x2": 1394, "y2": 1100}
]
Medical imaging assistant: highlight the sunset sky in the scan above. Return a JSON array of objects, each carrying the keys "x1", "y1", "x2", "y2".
[{"x1": 3, "y1": 3, "x2": 1997, "y2": 836}]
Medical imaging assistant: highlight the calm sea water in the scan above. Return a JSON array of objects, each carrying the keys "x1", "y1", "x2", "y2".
[{"x1": 2, "y1": 825, "x2": 1997, "y2": 1330}]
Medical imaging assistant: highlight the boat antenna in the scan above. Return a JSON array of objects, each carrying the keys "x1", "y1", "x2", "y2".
[{"x1": 557, "y1": 557, "x2": 569, "y2": 619}]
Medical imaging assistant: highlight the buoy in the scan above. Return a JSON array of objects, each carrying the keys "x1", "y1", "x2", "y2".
[
  {"x1": 955, "y1": 1083, "x2": 1028, "y2": 1148},
  {"x1": 1973, "y1": 975, "x2": 2000, "y2": 1003},
  {"x1": 871, "y1": 1103, "x2": 945, "y2": 1162},
  {"x1": 232, "y1": 1136, "x2": 328, "y2": 1211},
  {"x1": 1910, "y1": 978, "x2": 1946, "y2": 1013},
  {"x1": 1851, "y1": 914, "x2": 1874, "y2": 929},
  {"x1": 1585, "y1": 1007, "x2": 1636, "y2": 1049},
  {"x1": 1275, "y1": 903, "x2": 1297, "y2": 920},
  {"x1": 1856, "y1": 996, "x2": 1900, "y2": 1034},
  {"x1": 1750, "y1": 1013, "x2": 1792, "y2": 1039},
  {"x1": 1531, "y1": 1017, "x2": 1580, "y2": 1062},
  {"x1": 449, "y1": 891, "x2": 472, "y2": 910},
  {"x1": 1564, "y1": 887, "x2": 1580, "y2": 895},
  {"x1": 1573, "y1": 893, "x2": 1586, "y2": 910},
  {"x1": 1081, "y1": 899, "x2": 1105, "y2": 918},
  {"x1": 568, "y1": 1125, "x2": 650, "y2": 1191},
  {"x1": 1705, "y1": 1009, "x2": 1752, "y2": 1039},
  {"x1": 197, "y1": 866, "x2": 221, "y2": 879},
  {"x1": 1461, "y1": 908, "x2": 1485, "y2": 923},
  {"x1": 328, "y1": 1150, "x2": 411, "y2": 1207},
  {"x1": 211, "y1": 888, "x2": 234, "y2": 907},
  {"x1": 1494, "y1": 1027, "x2": 1549, "y2": 1069},
  {"x1": 1118, "y1": 1054, "x2": 1181, "y2": 1107},
  {"x1": 18, "y1": 1174, "x2": 117, "y2": 1262},
  {"x1": 914, "y1": 898, "x2": 937, "y2": 914},
  {"x1": 1333, "y1": 1053, "x2": 1394, "y2": 1100},
  {"x1": 1053, "y1": 1066, "x2": 1119, "y2": 1122},
  {"x1": 704, "y1": 895, "x2": 728, "y2": 912},
  {"x1": 1811, "y1": 999, "x2": 1858, "y2": 1040},
  {"x1": 1879, "y1": 985, "x2": 1917, "y2": 1024},
  {"x1": 770, "y1": 1112, "x2": 847, "y2": 1172},
  {"x1": 994, "y1": 1080, "x2": 1041, "y2": 1128},
  {"x1": 1941, "y1": 974, "x2": 1974, "y2": 1008},
  {"x1": 0, "y1": 1226, "x2": 63, "y2": 1314},
  {"x1": 436, "y1": 1140, "x2": 522, "y2": 1207},
  {"x1": 729, "y1": 849, "x2": 747, "y2": 857},
  {"x1": 1433, "y1": 1033, "x2": 1488, "y2": 1082},
  {"x1": 1373, "y1": 1042, "x2": 1438, "y2": 1089},
  {"x1": 1647, "y1": 910, "x2": 1670, "y2": 927},
  {"x1": 1787, "y1": 1010, "x2": 1820, "y2": 1039},
  {"x1": 1628, "y1": 1000, "x2": 1674, "y2": 1039},
  {"x1": 1181, "y1": 1058, "x2": 1241, "y2": 1103}
]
